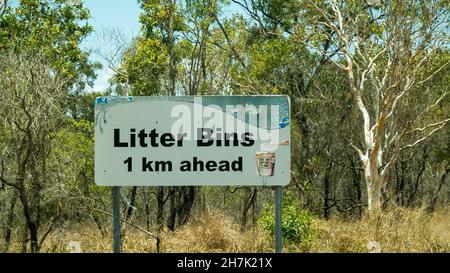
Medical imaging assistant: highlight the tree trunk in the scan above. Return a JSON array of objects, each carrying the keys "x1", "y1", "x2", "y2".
[
  {"x1": 167, "y1": 0, "x2": 176, "y2": 96},
  {"x1": 429, "y1": 165, "x2": 449, "y2": 212},
  {"x1": 156, "y1": 186, "x2": 164, "y2": 253},
  {"x1": 167, "y1": 186, "x2": 196, "y2": 231},
  {"x1": 81, "y1": 167, "x2": 106, "y2": 237},
  {"x1": 241, "y1": 188, "x2": 257, "y2": 231},
  {"x1": 21, "y1": 227, "x2": 28, "y2": 253},
  {"x1": 203, "y1": 189, "x2": 207, "y2": 214},
  {"x1": 222, "y1": 187, "x2": 226, "y2": 210},
  {"x1": 145, "y1": 188, "x2": 151, "y2": 231},
  {"x1": 395, "y1": 161, "x2": 406, "y2": 206},
  {"x1": 350, "y1": 156, "x2": 363, "y2": 217},
  {"x1": 177, "y1": 187, "x2": 196, "y2": 227},
  {"x1": 16, "y1": 166, "x2": 42, "y2": 253},
  {"x1": 364, "y1": 160, "x2": 383, "y2": 214},
  {"x1": 28, "y1": 222, "x2": 39, "y2": 253},
  {"x1": 167, "y1": 187, "x2": 176, "y2": 231},
  {"x1": 2, "y1": 191, "x2": 18, "y2": 252},
  {"x1": 323, "y1": 162, "x2": 332, "y2": 219},
  {"x1": 407, "y1": 148, "x2": 427, "y2": 207}
]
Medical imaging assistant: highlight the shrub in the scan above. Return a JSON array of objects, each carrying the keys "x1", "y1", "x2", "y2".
[{"x1": 259, "y1": 192, "x2": 316, "y2": 251}]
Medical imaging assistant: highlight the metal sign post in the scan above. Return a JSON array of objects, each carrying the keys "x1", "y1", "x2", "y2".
[
  {"x1": 112, "y1": 186, "x2": 121, "y2": 253},
  {"x1": 275, "y1": 186, "x2": 283, "y2": 253}
]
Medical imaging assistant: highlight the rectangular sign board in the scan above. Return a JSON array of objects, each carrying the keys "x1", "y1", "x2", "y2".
[{"x1": 94, "y1": 96, "x2": 290, "y2": 186}]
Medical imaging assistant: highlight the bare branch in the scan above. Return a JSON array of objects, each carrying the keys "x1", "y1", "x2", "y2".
[
  {"x1": 38, "y1": 215, "x2": 57, "y2": 249},
  {"x1": 401, "y1": 120, "x2": 449, "y2": 150},
  {"x1": 0, "y1": 160, "x2": 18, "y2": 190},
  {"x1": 350, "y1": 142, "x2": 365, "y2": 162},
  {"x1": 417, "y1": 59, "x2": 450, "y2": 85},
  {"x1": 213, "y1": 14, "x2": 247, "y2": 69},
  {"x1": 426, "y1": 92, "x2": 448, "y2": 111},
  {"x1": 406, "y1": 119, "x2": 450, "y2": 136}
]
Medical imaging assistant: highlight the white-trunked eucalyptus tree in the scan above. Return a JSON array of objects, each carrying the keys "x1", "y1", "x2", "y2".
[{"x1": 304, "y1": 0, "x2": 449, "y2": 214}]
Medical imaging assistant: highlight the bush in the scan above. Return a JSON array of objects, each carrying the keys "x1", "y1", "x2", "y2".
[{"x1": 259, "y1": 192, "x2": 316, "y2": 251}]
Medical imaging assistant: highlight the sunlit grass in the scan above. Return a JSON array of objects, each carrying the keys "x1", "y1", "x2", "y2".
[{"x1": 8, "y1": 207, "x2": 450, "y2": 253}]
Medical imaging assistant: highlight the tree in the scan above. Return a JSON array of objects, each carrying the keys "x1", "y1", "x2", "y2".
[
  {"x1": 0, "y1": 52, "x2": 68, "y2": 252},
  {"x1": 52, "y1": 116, "x2": 109, "y2": 237},
  {"x1": 0, "y1": 0, "x2": 8, "y2": 18},
  {"x1": 0, "y1": 1, "x2": 100, "y2": 252},
  {"x1": 304, "y1": 0, "x2": 449, "y2": 214},
  {"x1": 114, "y1": 0, "x2": 185, "y2": 96},
  {"x1": 0, "y1": 0, "x2": 100, "y2": 90}
]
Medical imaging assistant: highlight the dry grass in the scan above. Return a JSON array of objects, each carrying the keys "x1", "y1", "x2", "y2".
[
  {"x1": 160, "y1": 211, "x2": 272, "y2": 253},
  {"x1": 35, "y1": 211, "x2": 272, "y2": 253},
  {"x1": 311, "y1": 206, "x2": 450, "y2": 253},
  {"x1": 9, "y1": 207, "x2": 450, "y2": 253}
]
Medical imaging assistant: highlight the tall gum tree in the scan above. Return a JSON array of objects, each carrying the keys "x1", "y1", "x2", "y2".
[{"x1": 303, "y1": 0, "x2": 449, "y2": 214}]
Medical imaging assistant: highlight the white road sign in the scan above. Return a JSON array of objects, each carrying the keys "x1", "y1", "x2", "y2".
[{"x1": 94, "y1": 96, "x2": 290, "y2": 186}]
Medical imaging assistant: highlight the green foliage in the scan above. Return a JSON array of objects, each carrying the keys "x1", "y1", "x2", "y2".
[
  {"x1": 259, "y1": 192, "x2": 316, "y2": 251},
  {"x1": 68, "y1": 91, "x2": 103, "y2": 122},
  {"x1": 139, "y1": 0, "x2": 186, "y2": 39},
  {"x1": 51, "y1": 117, "x2": 109, "y2": 218},
  {"x1": 116, "y1": 37, "x2": 168, "y2": 95},
  {"x1": 114, "y1": 0, "x2": 188, "y2": 95},
  {"x1": 0, "y1": 0, "x2": 100, "y2": 89}
]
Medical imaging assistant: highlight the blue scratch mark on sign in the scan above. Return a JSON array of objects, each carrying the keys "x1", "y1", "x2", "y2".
[
  {"x1": 279, "y1": 122, "x2": 289, "y2": 129},
  {"x1": 96, "y1": 97, "x2": 107, "y2": 105},
  {"x1": 94, "y1": 96, "x2": 135, "y2": 134},
  {"x1": 95, "y1": 96, "x2": 134, "y2": 106},
  {"x1": 279, "y1": 105, "x2": 290, "y2": 129}
]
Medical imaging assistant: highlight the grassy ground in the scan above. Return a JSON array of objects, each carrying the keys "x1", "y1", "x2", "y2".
[
  {"x1": 311, "y1": 207, "x2": 450, "y2": 253},
  {"x1": 13, "y1": 207, "x2": 450, "y2": 253}
]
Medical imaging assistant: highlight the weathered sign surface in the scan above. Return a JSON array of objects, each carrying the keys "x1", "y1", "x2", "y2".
[{"x1": 94, "y1": 96, "x2": 290, "y2": 186}]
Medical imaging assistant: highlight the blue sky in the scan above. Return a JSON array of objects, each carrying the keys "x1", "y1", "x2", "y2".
[{"x1": 83, "y1": 0, "x2": 141, "y2": 36}]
